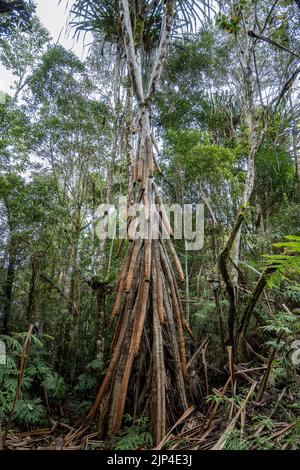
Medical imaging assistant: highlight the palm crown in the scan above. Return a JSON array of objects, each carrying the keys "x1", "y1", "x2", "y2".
[{"x1": 71, "y1": 0, "x2": 219, "y2": 48}]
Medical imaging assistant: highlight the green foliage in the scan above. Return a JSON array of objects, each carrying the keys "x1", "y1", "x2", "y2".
[
  {"x1": 166, "y1": 129, "x2": 237, "y2": 183},
  {"x1": 261, "y1": 310, "x2": 299, "y2": 337},
  {"x1": 0, "y1": 332, "x2": 65, "y2": 427},
  {"x1": 252, "y1": 414, "x2": 276, "y2": 432},
  {"x1": 42, "y1": 371, "x2": 66, "y2": 400},
  {"x1": 114, "y1": 416, "x2": 153, "y2": 450},
  {"x1": 251, "y1": 435, "x2": 275, "y2": 450},
  {"x1": 255, "y1": 145, "x2": 295, "y2": 215},
  {"x1": 74, "y1": 358, "x2": 102, "y2": 394},
  {"x1": 264, "y1": 236, "x2": 300, "y2": 288},
  {"x1": 75, "y1": 373, "x2": 97, "y2": 392},
  {"x1": 29, "y1": 45, "x2": 85, "y2": 104},
  {"x1": 223, "y1": 429, "x2": 250, "y2": 450},
  {"x1": 282, "y1": 420, "x2": 300, "y2": 449},
  {"x1": 0, "y1": 16, "x2": 50, "y2": 89},
  {"x1": 0, "y1": 334, "x2": 22, "y2": 353},
  {"x1": 193, "y1": 300, "x2": 229, "y2": 325},
  {"x1": 84, "y1": 440, "x2": 104, "y2": 450},
  {"x1": 14, "y1": 398, "x2": 47, "y2": 426},
  {"x1": 71, "y1": 0, "x2": 213, "y2": 48},
  {"x1": 205, "y1": 394, "x2": 224, "y2": 405},
  {"x1": 0, "y1": 104, "x2": 35, "y2": 171},
  {"x1": 86, "y1": 358, "x2": 103, "y2": 370},
  {"x1": 185, "y1": 144, "x2": 236, "y2": 181},
  {"x1": 217, "y1": 13, "x2": 242, "y2": 35},
  {"x1": 0, "y1": 1, "x2": 35, "y2": 38},
  {"x1": 71, "y1": 399, "x2": 93, "y2": 415}
]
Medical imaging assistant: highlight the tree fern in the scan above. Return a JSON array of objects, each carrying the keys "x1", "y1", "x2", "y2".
[{"x1": 264, "y1": 236, "x2": 300, "y2": 288}]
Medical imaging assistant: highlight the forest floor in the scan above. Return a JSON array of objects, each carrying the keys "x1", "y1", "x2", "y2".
[{"x1": 2, "y1": 358, "x2": 300, "y2": 451}]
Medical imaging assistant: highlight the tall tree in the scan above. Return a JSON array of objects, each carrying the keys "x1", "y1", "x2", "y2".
[
  {"x1": 71, "y1": 0, "x2": 215, "y2": 442},
  {"x1": 216, "y1": 0, "x2": 300, "y2": 354}
]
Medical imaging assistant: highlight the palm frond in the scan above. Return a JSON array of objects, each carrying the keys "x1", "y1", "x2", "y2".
[
  {"x1": 70, "y1": 0, "x2": 118, "y2": 41},
  {"x1": 70, "y1": 0, "x2": 220, "y2": 44}
]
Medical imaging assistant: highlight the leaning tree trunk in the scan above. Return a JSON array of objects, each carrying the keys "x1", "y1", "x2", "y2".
[{"x1": 87, "y1": 0, "x2": 189, "y2": 444}]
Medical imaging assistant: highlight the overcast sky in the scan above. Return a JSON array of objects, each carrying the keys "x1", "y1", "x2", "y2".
[{"x1": 0, "y1": 0, "x2": 89, "y2": 95}]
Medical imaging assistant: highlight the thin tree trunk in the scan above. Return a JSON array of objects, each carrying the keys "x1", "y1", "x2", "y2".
[
  {"x1": 236, "y1": 266, "x2": 277, "y2": 359},
  {"x1": 92, "y1": 47, "x2": 124, "y2": 362},
  {"x1": 26, "y1": 255, "x2": 40, "y2": 324},
  {"x1": 1, "y1": 236, "x2": 17, "y2": 335},
  {"x1": 231, "y1": 43, "x2": 258, "y2": 286},
  {"x1": 214, "y1": 287, "x2": 225, "y2": 353},
  {"x1": 289, "y1": 92, "x2": 300, "y2": 194},
  {"x1": 90, "y1": 278, "x2": 110, "y2": 364},
  {"x1": 218, "y1": 210, "x2": 246, "y2": 349}
]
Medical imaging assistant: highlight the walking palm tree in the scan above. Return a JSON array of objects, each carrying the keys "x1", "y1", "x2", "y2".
[{"x1": 71, "y1": 0, "x2": 217, "y2": 444}]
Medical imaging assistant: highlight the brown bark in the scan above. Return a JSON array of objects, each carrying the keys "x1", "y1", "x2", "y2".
[
  {"x1": 236, "y1": 266, "x2": 277, "y2": 359},
  {"x1": 85, "y1": 0, "x2": 188, "y2": 445},
  {"x1": 218, "y1": 210, "x2": 246, "y2": 350}
]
